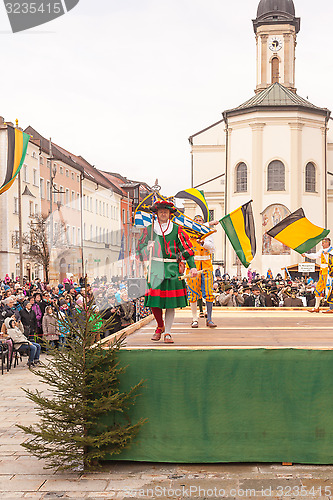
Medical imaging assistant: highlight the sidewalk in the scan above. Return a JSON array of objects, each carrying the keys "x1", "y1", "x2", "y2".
[{"x1": 1, "y1": 351, "x2": 333, "y2": 499}]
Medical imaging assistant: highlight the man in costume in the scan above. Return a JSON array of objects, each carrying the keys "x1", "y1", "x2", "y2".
[
  {"x1": 323, "y1": 250, "x2": 333, "y2": 313},
  {"x1": 186, "y1": 214, "x2": 217, "y2": 328},
  {"x1": 302, "y1": 237, "x2": 333, "y2": 312},
  {"x1": 138, "y1": 199, "x2": 197, "y2": 343}
]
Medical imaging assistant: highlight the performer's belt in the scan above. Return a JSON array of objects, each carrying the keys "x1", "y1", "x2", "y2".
[
  {"x1": 194, "y1": 256, "x2": 211, "y2": 261},
  {"x1": 152, "y1": 257, "x2": 177, "y2": 263}
]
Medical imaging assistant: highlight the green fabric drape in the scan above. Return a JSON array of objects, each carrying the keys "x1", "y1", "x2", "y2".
[{"x1": 105, "y1": 349, "x2": 333, "y2": 464}]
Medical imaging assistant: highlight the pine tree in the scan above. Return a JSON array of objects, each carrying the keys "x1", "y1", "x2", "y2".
[{"x1": 18, "y1": 298, "x2": 145, "y2": 471}]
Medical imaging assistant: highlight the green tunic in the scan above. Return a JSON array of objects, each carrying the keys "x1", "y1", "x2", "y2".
[{"x1": 138, "y1": 222, "x2": 195, "y2": 309}]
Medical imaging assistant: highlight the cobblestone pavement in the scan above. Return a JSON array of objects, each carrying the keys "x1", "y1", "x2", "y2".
[{"x1": 1, "y1": 313, "x2": 333, "y2": 499}]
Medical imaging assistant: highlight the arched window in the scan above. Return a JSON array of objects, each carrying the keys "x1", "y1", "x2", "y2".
[
  {"x1": 305, "y1": 162, "x2": 316, "y2": 192},
  {"x1": 267, "y1": 160, "x2": 285, "y2": 191},
  {"x1": 271, "y1": 57, "x2": 279, "y2": 83},
  {"x1": 235, "y1": 163, "x2": 248, "y2": 192}
]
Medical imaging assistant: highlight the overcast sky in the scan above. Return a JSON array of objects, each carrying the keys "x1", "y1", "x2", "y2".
[{"x1": 0, "y1": 0, "x2": 332, "y2": 195}]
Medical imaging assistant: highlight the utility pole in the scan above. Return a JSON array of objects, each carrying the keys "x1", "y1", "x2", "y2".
[
  {"x1": 49, "y1": 138, "x2": 53, "y2": 246},
  {"x1": 16, "y1": 119, "x2": 23, "y2": 286}
]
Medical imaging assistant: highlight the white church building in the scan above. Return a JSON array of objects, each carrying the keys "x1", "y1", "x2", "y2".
[{"x1": 187, "y1": 0, "x2": 333, "y2": 277}]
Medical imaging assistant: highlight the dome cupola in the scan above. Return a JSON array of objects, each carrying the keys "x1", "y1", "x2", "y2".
[{"x1": 253, "y1": 0, "x2": 300, "y2": 33}]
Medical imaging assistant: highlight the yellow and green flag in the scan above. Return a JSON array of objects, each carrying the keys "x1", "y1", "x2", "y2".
[
  {"x1": 175, "y1": 188, "x2": 209, "y2": 222},
  {"x1": 219, "y1": 201, "x2": 256, "y2": 268},
  {"x1": 267, "y1": 208, "x2": 329, "y2": 254},
  {"x1": 0, "y1": 125, "x2": 30, "y2": 196}
]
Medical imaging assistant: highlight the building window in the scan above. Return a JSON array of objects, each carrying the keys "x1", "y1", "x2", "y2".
[
  {"x1": 71, "y1": 172, "x2": 75, "y2": 180},
  {"x1": 71, "y1": 190, "x2": 75, "y2": 205},
  {"x1": 33, "y1": 169, "x2": 38, "y2": 186},
  {"x1": 267, "y1": 160, "x2": 285, "y2": 191},
  {"x1": 209, "y1": 210, "x2": 215, "y2": 222},
  {"x1": 235, "y1": 162, "x2": 248, "y2": 192},
  {"x1": 271, "y1": 57, "x2": 279, "y2": 83},
  {"x1": 14, "y1": 197, "x2": 18, "y2": 214},
  {"x1": 29, "y1": 201, "x2": 34, "y2": 216},
  {"x1": 35, "y1": 203, "x2": 38, "y2": 215},
  {"x1": 46, "y1": 181, "x2": 51, "y2": 201},
  {"x1": 305, "y1": 162, "x2": 316, "y2": 193},
  {"x1": 90, "y1": 197, "x2": 92, "y2": 212},
  {"x1": 60, "y1": 186, "x2": 64, "y2": 205},
  {"x1": 77, "y1": 174, "x2": 80, "y2": 182},
  {"x1": 83, "y1": 223, "x2": 86, "y2": 240},
  {"x1": 90, "y1": 225, "x2": 93, "y2": 241},
  {"x1": 77, "y1": 193, "x2": 80, "y2": 210},
  {"x1": 72, "y1": 227, "x2": 76, "y2": 245},
  {"x1": 40, "y1": 178, "x2": 45, "y2": 199},
  {"x1": 99, "y1": 201, "x2": 102, "y2": 215},
  {"x1": 96, "y1": 200, "x2": 98, "y2": 214},
  {"x1": 59, "y1": 166, "x2": 63, "y2": 175},
  {"x1": 23, "y1": 165, "x2": 28, "y2": 182},
  {"x1": 83, "y1": 194, "x2": 86, "y2": 210},
  {"x1": 53, "y1": 184, "x2": 57, "y2": 203},
  {"x1": 32, "y1": 151, "x2": 37, "y2": 159},
  {"x1": 40, "y1": 156, "x2": 44, "y2": 165},
  {"x1": 77, "y1": 228, "x2": 81, "y2": 244},
  {"x1": 66, "y1": 188, "x2": 69, "y2": 205},
  {"x1": 66, "y1": 170, "x2": 69, "y2": 177}
]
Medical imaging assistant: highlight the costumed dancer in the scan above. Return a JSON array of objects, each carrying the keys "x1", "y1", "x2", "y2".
[
  {"x1": 186, "y1": 214, "x2": 218, "y2": 328},
  {"x1": 138, "y1": 199, "x2": 197, "y2": 343},
  {"x1": 302, "y1": 237, "x2": 333, "y2": 312}
]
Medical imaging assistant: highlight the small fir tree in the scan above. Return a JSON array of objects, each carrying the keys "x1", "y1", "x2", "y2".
[{"x1": 18, "y1": 298, "x2": 145, "y2": 471}]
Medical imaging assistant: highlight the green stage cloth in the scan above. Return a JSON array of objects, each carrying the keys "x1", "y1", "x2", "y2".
[{"x1": 105, "y1": 349, "x2": 333, "y2": 464}]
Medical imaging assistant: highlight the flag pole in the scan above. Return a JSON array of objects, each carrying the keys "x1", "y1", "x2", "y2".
[{"x1": 16, "y1": 119, "x2": 24, "y2": 286}]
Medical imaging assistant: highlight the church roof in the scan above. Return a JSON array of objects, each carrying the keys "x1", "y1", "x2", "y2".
[{"x1": 224, "y1": 83, "x2": 330, "y2": 118}]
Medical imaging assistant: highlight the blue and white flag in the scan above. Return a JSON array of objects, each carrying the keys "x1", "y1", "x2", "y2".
[{"x1": 134, "y1": 210, "x2": 152, "y2": 228}]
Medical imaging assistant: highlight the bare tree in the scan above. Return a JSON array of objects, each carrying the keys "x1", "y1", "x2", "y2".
[{"x1": 23, "y1": 214, "x2": 50, "y2": 283}]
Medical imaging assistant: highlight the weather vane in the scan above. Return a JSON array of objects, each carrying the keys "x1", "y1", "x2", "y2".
[{"x1": 151, "y1": 178, "x2": 161, "y2": 193}]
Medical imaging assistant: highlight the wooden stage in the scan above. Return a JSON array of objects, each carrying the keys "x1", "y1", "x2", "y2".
[{"x1": 123, "y1": 308, "x2": 333, "y2": 350}]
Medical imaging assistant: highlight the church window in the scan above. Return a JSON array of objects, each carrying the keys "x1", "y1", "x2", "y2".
[
  {"x1": 305, "y1": 162, "x2": 316, "y2": 192},
  {"x1": 267, "y1": 161, "x2": 285, "y2": 191},
  {"x1": 271, "y1": 57, "x2": 279, "y2": 84},
  {"x1": 235, "y1": 163, "x2": 248, "y2": 192}
]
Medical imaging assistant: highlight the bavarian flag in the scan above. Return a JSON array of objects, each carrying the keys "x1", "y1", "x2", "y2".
[
  {"x1": 175, "y1": 188, "x2": 209, "y2": 222},
  {"x1": 0, "y1": 125, "x2": 30, "y2": 196},
  {"x1": 267, "y1": 208, "x2": 330, "y2": 254},
  {"x1": 219, "y1": 201, "x2": 256, "y2": 268}
]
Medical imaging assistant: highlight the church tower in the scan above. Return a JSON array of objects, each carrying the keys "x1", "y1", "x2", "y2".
[{"x1": 253, "y1": 0, "x2": 300, "y2": 93}]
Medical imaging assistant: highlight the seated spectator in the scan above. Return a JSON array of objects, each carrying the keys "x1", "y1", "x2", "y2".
[
  {"x1": 283, "y1": 288, "x2": 303, "y2": 307},
  {"x1": 218, "y1": 285, "x2": 244, "y2": 307},
  {"x1": 5, "y1": 317, "x2": 42, "y2": 368},
  {"x1": 243, "y1": 286, "x2": 266, "y2": 307}
]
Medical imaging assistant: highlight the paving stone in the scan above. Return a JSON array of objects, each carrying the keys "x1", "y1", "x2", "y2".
[
  {"x1": 40, "y1": 480, "x2": 108, "y2": 492},
  {"x1": 0, "y1": 477, "x2": 46, "y2": 492}
]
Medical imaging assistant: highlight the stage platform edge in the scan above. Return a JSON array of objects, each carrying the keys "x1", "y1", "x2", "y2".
[{"x1": 104, "y1": 347, "x2": 333, "y2": 464}]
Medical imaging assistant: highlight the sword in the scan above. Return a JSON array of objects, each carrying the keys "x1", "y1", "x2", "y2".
[{"x1": 179, "y1": 270, "x2": 204, "y2": 281}]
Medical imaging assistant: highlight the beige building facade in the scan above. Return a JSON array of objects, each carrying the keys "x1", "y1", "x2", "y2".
[{"x1": 188, "y1": 0, "x2": 333, "y2": 278}]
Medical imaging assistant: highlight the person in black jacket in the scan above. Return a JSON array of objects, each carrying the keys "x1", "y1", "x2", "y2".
[
  {"x1": 19, "y1": 300, "x2": 37, "y2": 341},
  {"x1": 243, "y1": 287, "x2": 266, "y2": 307}
]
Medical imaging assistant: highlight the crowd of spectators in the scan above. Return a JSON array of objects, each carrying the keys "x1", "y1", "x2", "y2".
[
  {"x1": 213, "y1": 266, "x2": 318, "y2": 308},
  {"x1": 0, "y1": 275, "x2": 151, "y2": 368}
]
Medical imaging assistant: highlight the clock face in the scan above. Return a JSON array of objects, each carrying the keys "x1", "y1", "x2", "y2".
[{"x1": 269, "y1": 37, "x2": 283, "y2": 52}]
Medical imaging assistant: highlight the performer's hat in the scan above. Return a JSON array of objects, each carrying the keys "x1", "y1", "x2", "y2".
[{"x1": 150, "y1": 199, "x2": 177, "y2": 214}]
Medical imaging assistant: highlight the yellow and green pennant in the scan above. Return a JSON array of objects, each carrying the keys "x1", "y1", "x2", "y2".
[
  {"x1": 219, "y1": 201, "x2": 256, "y2": 268},
  {"x1": 267, "y1": 208, "x2": 330, "y2": 254},
  {"x1": 175, "y1": 188, "x2": 209, "y2": 222},
  {"x1": 0, "y1": 125, "x2": 30, "y2": 196}
]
